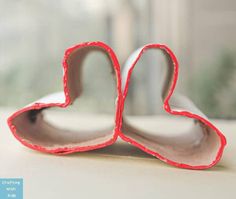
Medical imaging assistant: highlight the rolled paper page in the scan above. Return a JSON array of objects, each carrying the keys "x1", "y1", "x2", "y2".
[
  {"x1": 7, "y1": 41, "x2": 122, "y2": 154},
  {"x1": 120, "y1": 44, "x2": 226, "y2": 169}
]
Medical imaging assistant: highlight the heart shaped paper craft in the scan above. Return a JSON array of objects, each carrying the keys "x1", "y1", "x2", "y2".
[
  {"x1": 119, "y1": 44, "x2": 226, "y2": 169},
  {"x1": 7, "y1": 42, "x2": 226, "y2": 169},
  {"x1": 7, "y1": 41, "x2": 122, "y2": 154}
]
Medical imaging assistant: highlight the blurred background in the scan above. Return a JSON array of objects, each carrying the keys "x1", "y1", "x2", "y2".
[{"x1": 0, "y1": 0, "x2": 236, "y2": 118}]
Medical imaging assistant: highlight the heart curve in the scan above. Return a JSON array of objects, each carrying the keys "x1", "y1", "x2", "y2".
[
  {"x1": 7, "y1": 42, "x2": 226, "y2": 169},
  {"x1": 119, "y1": 44, "x2": 227, "y2": 169},
  {"x1": 7, "y1": 41, "x2": 122, "y2": 154}
]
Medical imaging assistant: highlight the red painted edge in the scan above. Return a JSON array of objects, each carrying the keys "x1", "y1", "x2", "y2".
[
  {"x1": 7, "y1": 42, "x2": 226, "y2": 170},
  {"x1": 7, "y1": 41, "x2": 122, "y2": 155},
  {"x1": 119, "y1": 44, "x2": 227, "y2": 170}
]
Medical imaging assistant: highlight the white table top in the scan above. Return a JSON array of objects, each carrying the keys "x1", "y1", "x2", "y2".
[{"x1": 1, "y1": 108, "x2": 235, "y2": 199}]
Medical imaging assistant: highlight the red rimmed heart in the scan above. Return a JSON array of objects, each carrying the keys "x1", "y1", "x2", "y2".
[
  {"x1": 7, "y1": 42, "x2": 226, "y2": 170},
  {"x1": 7, "y1": 41, "x2": 122, "y2": 154},
  {"x1": 119, "y1": 44, "x2": 226, "y2": 169}
]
